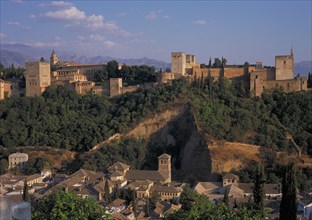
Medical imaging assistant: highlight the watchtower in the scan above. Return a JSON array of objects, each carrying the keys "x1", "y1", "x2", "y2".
[{"x1": 275, "y1": 48, "x2": 294, "y2": 80}]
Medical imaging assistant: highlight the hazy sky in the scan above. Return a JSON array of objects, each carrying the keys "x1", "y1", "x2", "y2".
[{"x1": 1, "y1": 0, "x2": 311, "y2": 65}]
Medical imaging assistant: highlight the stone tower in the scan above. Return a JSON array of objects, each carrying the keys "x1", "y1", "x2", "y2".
[
  {"x1": 171, "y1": 52, "x2": 186, "y2": 76},
  {"x1": 25, "y1": 62, "x2": 51, "y2": 97},
  {"x1": 275, "y1": 48, "x2": 294, "y2": 80},
  {"x1": 50, "y1": 50, "x2": 58, "y2": 66},
  {"x1": 158, "y1": 153, "x2": 171, "y2": 183}
]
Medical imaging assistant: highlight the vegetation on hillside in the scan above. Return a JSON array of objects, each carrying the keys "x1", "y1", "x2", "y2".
[
  {"x1": 93, "y1": 60, "x2": 157, "y2": 85},
  {"x1": 32, "y1": 190, "x2": 111, "y2": 220},
  {"x1": 0, "y1": 83, "x2": 182, "y2": 151},
  {"x1": 165, "y1": 185, "x2": 264, "y2": 220},
  {"x1": 191, "y1": 75, "x2": 312, "y2": 154}
]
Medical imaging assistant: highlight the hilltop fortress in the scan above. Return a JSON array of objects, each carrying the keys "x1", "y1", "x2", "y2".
[
  {"x1": 159, "y1": 49, "x2": 308, "y2": 96},
  {"x1": 0, "y1": 49, "x2": 308, "y2": 100}
]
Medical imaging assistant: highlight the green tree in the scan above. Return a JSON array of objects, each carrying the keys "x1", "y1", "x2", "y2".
[
  {"x1": 145, "y1": 197, "x2": 150, "y2": 217},
  {"x1": 40, "y1": 57, "x2": 45, "y2": 62},
  {"x1": 253, "y1": 164, "x2": 265, "y2": 215},
  {"x1": 23, "y1": 178, "x2": 30, "y2": 202},
  {"x1": 308, "y1": 72, "x2": 312, "y2": 88},
  {"x1": 213, "y1": 58, "x2": 222, "y2": 68},
  {"x1": 131, "y1": 190, "x2": 138, "y2": 217},
  {"x1": 107, "y1": 60, "x2": 119, "y2": 78},
  {"x1": 280, "y1": 162, "x2": 297, "y2": 220},
  {"x1": 208, "y1": 57, "x2": 212, "y2": 67},
  {"x1": 0, "y1": 159, "x2": 8, "y2": 174},
  {"x1": 104, "y1": 178, "x2": 110, "y2": 202},
  {"x1": 32, "y1": 190, "x2": 111, "y2": 220}
]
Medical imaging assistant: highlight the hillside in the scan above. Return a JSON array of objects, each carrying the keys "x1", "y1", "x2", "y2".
[{"x1": 0, "y1": 79, "x2": 311, "y2": 188}]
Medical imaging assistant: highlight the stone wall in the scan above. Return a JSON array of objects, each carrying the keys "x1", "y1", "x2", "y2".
[
  {"x1": 73, "y1": 81, "x2": 96, "y2": 95},
  {"x1": 262, "y1": 77, "x2": 308, "y2": 92}
]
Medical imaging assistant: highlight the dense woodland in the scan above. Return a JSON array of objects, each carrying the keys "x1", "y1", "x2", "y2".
[{"x1": 93, "y1": 60, "x2": 157, "y2": 85}]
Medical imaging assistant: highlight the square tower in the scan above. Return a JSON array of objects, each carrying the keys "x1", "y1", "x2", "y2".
[
  {"x1": 25, "y1": 62, "x2": 51, "y2": 97},
  {"x1": 158, "y1": 153, "x2": 171, "y2": 183},
  {"x1": 275, "y1": 52, "x2": 294, "y2": 80},
  {"x1": 171, "y1": 52, "x2": 186, "y2": 76}
]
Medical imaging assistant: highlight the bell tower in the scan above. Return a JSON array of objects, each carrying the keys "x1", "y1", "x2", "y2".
[
  {"x1": 158, "y1": 153, "x2": 171, "y2": 183},
  {"x1": 50, "y1": 50, "x2": 58, "y2": 66}
]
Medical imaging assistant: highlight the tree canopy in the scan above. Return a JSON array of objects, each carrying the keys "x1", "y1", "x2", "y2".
[{"x1": 32, "y1": 190, "x2": 111, "y2": 220}]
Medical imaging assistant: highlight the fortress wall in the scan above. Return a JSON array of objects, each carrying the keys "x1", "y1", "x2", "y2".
[
  {"x1": 224, "y1": 67, "x2": 245, "y2": 79},
  {"x1": 262, "y1": 78, "x2": 307, "y2": 92},
  {"x1": 262, "y1": 68, "x2": 275, "y2": 80},
  {"x1": 122, "y1": 86, "x2": 139, "y2": 94}
]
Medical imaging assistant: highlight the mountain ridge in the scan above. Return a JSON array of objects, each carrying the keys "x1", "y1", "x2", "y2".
[{"x1": 1, "y1": 44, "x2": 311, "y2": 75}]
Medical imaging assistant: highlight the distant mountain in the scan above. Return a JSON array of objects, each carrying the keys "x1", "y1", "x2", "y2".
[
  {"x1": 58, "y1": 54, "x2": 171, "y2": 70},
  {"x1": 0, "y1": 49, "x2": 36, "y2": 67},
  {"x1": 294, "y1": 61, "x2": 312, "y2": 76},
  {"x1": 0, "y1": 44, "x2": 170, "y2": 70}
]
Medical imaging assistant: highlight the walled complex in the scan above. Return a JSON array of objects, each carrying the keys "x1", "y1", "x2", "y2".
[
  {"x1": 0, "y1": 49, "x2": 309, "y2": 100},
  {"x1": 163, "y1": 50, "x2": 308, "y2": 96}
]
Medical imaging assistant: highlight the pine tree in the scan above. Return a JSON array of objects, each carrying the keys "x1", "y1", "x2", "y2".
[
  {"x1": 23, "y1": 178, "x2": 30, "y2": 202},
  {"x1": 104, "y1": 178, "x2": 110, "y2": 202},
  {"x1": 280, "y1": 162, "x2": 297, "y2": 220},
  {"x1": 223, "y1": 187, "x2": 230, "y2": 209},
  {"x1": 208, "y1": 57, "x2": 212, "y2": 68},
  {"x1": 253, "y1": 164, "x2": 265, "y2": 214}
]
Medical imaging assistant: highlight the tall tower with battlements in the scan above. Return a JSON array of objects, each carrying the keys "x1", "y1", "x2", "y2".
[
  {"x1": 275, "y1": 48, "x2": 294, "y2": 80},
  {"x1": 25, "y1": 62, "x2": 51, "y2": 97}
]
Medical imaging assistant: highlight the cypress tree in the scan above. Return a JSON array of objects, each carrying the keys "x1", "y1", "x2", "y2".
[
  {"x1": 104, "y1": 178, "x2": 110, "y2": 202},
  {"x1": 280, "y1": 162, "x2": 297, "y2": 220},
  {"x1": 253, "y1": 164, "x2": 265, "y2": 214},
  {"x1": 145, "y1": 197, "x2": 150, "y2": 217},
  {"x1": 23, "y1": 178, "x2": 30, "y2": 202},
  {"x1": 131, "y1": 190, "x2": 138, "y2": 217},
  {"x1": 308, "y1": 72, "x2": 312, "y2": 88},
  {"x1": 208, "y1": 57, "x2": 212, "y2": 68}
]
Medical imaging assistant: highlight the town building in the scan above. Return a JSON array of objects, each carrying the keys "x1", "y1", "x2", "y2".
[
  {"x1": 8, "y1": 153, "x2": 28, "y2": 170},
  {"x1": 194, "y1": 174, "x2": 281, "y2": 201}
]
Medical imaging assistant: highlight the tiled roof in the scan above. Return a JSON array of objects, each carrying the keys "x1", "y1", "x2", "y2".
[
  {"x1": 158, "y1": 153, "x2": 171, "y2": 159},
  {"x1": 223, "y1": 173, "x2": 239, "y2": 180},
  {"x1": 194, "y1": 182, "x2": 222, "y2": 194},
  {"x1": 108, "y1": 162, "x2": 130, "y2": 173},
  {"x1": 125, "y1": 170, "x2": 166, "y2": 182}
]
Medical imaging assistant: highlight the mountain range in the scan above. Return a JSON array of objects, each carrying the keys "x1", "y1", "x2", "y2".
[
  {"x1": 1, "y1": 44, "x2": 311, "y2": 75},
  {"x1": 0, "y1": 44, "x2": 171, "y2": 70}
]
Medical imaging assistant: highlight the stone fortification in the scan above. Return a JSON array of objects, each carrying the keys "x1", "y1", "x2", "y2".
[{"x1": 25, "y1": 61, "x2": 51, "y2": 97}]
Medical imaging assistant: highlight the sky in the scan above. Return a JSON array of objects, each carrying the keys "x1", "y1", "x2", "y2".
[{"x1": 0, "y1": 0, "x2": 311, "y2": 65}]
